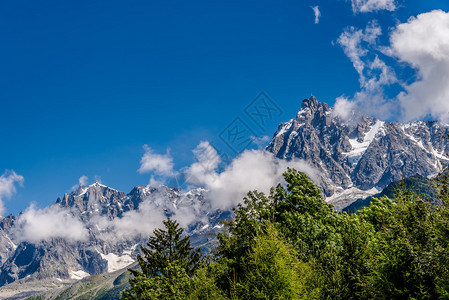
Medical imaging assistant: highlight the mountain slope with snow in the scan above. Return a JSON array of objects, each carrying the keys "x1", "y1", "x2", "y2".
[
  {"x1": 266, "y1": 96, "x2": 449, "y2": 208},
  {"x1": 0, "y1": 182, "x2": 226, "y2": 292}
]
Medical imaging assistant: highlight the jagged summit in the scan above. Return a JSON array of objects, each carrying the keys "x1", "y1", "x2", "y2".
[
  {"x1": 266, "y1": 96, "x2": 449, "y2": 208},
  {"x1": 88, "y1": 180, "x2": 107, "y2": 188},
  {"x1": 301, "y1": 95, "x2": 319, "y2": 109}
]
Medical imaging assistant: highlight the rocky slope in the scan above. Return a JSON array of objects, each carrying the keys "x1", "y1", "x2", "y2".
[{"x1": 266, "y1": 96, "x2": 449, "y2": 208}]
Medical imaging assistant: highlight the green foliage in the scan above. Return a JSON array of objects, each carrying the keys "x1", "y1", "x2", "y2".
[
  {"x1": 123, "y1": 218, "x2": 202, "y2": 300},
  {"x1": 124, "y1": 161, "x2": 449, "y2": 299},
  {"x1": 237, "y1": 222, "x2": 316, "y2": 300},
  {"x1": 187, "y1": 264, "x2": 228, "y2": 300},
  {"x1": 344, "y1": 174, "x2": 436, "y2": 213}
]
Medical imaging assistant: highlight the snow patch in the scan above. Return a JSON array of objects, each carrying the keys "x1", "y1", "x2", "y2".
[
  {"x1": 276, "y1": 119, "x2": 293, "y2": 137},
  {"x1": 69, "y1": 270, "x2": 90, "y2": 280},
  {"x1": 344, "y1": 120, "x2": 384, "y2": 166},
  {"x1": 326, "y1": 187, "x2": 380, "y2": 211},
  {"x1": 100, "y1": 252, "x2": 135, "y2": 273},
  {"x1": 4, "y1": 235, "x2": 17, "y2": 250},
  {"x1": 78, "y1": 187, "x2": 88, "y2": 196}
]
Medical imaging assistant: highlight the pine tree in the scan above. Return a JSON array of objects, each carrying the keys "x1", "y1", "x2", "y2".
[{"x1": 123, "y1": 218, "x2": 202, "y2": 299}]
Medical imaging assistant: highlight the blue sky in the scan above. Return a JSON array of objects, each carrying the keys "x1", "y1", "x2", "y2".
[{"x1": 1, "y1": 0, "x2": 449, "y2": 215}]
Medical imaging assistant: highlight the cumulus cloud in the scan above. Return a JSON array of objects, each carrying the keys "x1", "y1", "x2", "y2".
[
  {"x1": 311, "y1": 6, "x2": 321, "y2": 24},
  {"x1": 0, "y1": 170, "x2": 24, "y2": 216},
  {"x1": 185, "y1": 144, "x2": 319, "y2": 210},
  {"x1": 11, "y1": 204, "x2": 88, "y2": 243},
  {"x1": 390, "y1": 10, "x2": 449, "y2": 122},
  {"x1": 138, "y1": 145, "x2": 176, "y2": 177},
  {"x1": 336, "y1": 21, "x2": 397, "y2": 120},
  {"x1": 351, "y1": 0, "x2": 396, "y2": 13}
]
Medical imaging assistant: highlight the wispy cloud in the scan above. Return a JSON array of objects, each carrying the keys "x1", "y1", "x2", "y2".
[
  {"x1": 311, "y1": 6, "x2": 321, "y2": 24},
  {"x1": 250, "y1": 136, "x2": 271, "y2": 149},
  {"x1": 71, "y1": 175, "x2": 88, "y2": 190},
  {"x1": 336, "y1": 10, "x2": 449, "y2": 123},
  {"x1": 336, "y1": 20, "x2": 397, "y2": 120},
  {"x1": 350, "y1": 0, "x2": 396, "y2": 14},
  {"x1": 0, "y1": 170, "x2": 24, "y2": 216}
]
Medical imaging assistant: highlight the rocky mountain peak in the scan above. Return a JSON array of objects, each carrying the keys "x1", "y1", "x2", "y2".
[
  {"x1": 54, "y1": 182, "x2": 129, "y2": 221},
  {"x1": 267, "y1": 96, "x2": 449, "y2": 209},
  {"x1": 300, "y1": 95, "x2": 318, "y2": 109}
]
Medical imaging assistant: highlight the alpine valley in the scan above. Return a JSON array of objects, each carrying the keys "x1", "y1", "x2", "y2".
[{"x1": 1, "y1": 96, "x2": 448, "y2": 299}]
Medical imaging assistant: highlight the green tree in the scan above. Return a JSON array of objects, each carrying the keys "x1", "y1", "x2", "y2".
[
  {"x1": 123, "y1": 218, "x2": 202, "y2": 299},
  {"x1": 238, "y1": 222, "x2": 316, "y2": 299}
]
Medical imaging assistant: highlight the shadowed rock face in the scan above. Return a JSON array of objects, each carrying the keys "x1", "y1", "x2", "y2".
[
  {"x1": 0, "y1": 183, "x2": 225, "y2": 287},
  {"x1": 266, "y1": 96, "x2": 449, "y2": 196}
]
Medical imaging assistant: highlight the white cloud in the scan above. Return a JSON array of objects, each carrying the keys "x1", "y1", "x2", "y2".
[
  {"x1": 78, "y1": 175, "x2": 88, "y2": 186},
  {"x1": 390, "y1": 10, "x2": 449, "y2": 122},
  {"x1": 0, "y1": 170, "x2": 24, "y2": 216},
  {"x1": 337, "y1": 10, "x2": 449, "y2": 122},
  {"x1": 11, "y1": 204, "x2": 88, "y2": 243},
  {"x1": 93, "y1": 190, "x2": 201, "y2": 239},
  {"x1": 110, "y1": 198, "x2": 167, "y2": 238},
  {"x1": 185, "y1": 145, "x2": 319, "y2": 210},
  {"x1": 351, "y1": 0, "x2": 396, "y2": 13},
  {"x1": 333, "y1": 96, "x2": 356, "y2": 120},
  {"x1": 138, "y1": 145, "x2": 177, "y2": 176},
  {"x1": 184, "y1": 141, "x2": 221, "y2": 186},
  {"x1": 337, "y1": 21, "x2": 382, "y2": 85},
  {"x1": 71, "y1": 175, "x2": 89, "y2": 190},
  {"x1": 336, "y1": 21, "x2": 397, "y2": 120},
  {"x1": 311, "y1": 6, "x2": 321, "y2": 24},
  {"x1": 250, "y1": 136, "x2": 271, "y2": 149}
]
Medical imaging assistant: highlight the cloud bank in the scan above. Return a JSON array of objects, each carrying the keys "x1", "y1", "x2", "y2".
[{"x1": 0, "y1": 170, "x2": 24, "y2": 216}]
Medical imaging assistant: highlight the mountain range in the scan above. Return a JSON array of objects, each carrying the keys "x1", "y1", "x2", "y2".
[{"x1": 0, "y1": 96, "x2": 448, "y2": 299}]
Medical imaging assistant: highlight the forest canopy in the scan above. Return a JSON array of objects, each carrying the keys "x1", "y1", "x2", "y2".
[{"x1": 124, "y1": 162, "x2": 449, "y2": 299}]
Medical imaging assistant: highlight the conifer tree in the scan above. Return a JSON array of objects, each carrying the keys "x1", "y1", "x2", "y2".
[{"x1": 123, "y1": 218, "x2": 202, "y2": 299}]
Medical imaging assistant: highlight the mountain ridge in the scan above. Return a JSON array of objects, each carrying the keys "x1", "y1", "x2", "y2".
[{"x1": 266, "y1": 96, "x2": 449, "y2": 209}]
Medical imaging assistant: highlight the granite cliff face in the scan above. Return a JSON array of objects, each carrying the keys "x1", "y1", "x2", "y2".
[
  {"x1": 267, "y1": 96, "x2": 449, "y2": 208},
  {"x1": 0, "y1": 182, "x2": 226, "y2": 287}
]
